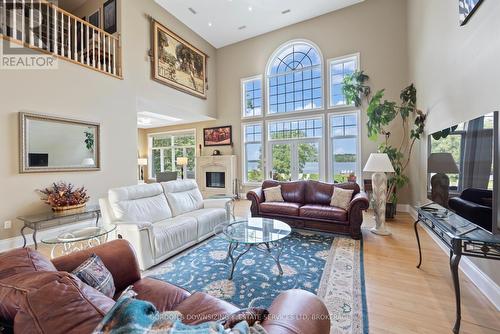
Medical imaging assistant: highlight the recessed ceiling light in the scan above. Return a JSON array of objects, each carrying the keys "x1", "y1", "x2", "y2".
[
  {"x1": 248, "y1": 6, "x2": 253, "y2": 11},
  {"x1": 188, "y1": 7, "x2": 197, "y2": 14},
  {"x1": 238, "y1": 25, "x2": 247, "y2": 30},
  {"x1": 138, "y1": 111, "x2": 181, "y2": 122},
  {"x1": 208, "y1": 22, "x2": 213, "y2": 27},
  {"x1": 281, "y1": 9, "x2": 291, "y2": 14}
]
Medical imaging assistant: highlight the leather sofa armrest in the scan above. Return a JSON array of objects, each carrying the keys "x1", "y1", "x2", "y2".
[
  {"x1": 52, "y1": 239, "x2": 142, "y2": 292},
  {"x1": 347, "y1": 191, "x2": 370, "y2": 240},
  {"x1": 261, "y1": 289, "x2": 330, "y2": 334},
  {"x1": 247, "y1": 188, "x2": 263, "y2": 217}
]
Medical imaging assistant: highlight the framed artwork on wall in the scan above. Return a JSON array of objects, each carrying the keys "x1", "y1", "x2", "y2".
[
  {"x1": 203, "y1": 126, "x2": 232, "y2": 146},
  {"x1": 459, "y1": 0, "x2": 484, "y2": 25},
  {"x1": 103, "y1": 0, "x2": 117, "y2": 34},
  {"x1": 151, "y1": 19, "x2": 207, "y2": 99},
  {"x1": 88, "y1": 10, "x2": 100, "y2": 28}
]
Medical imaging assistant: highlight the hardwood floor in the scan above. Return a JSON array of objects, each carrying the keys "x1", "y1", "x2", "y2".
[{"x1": 34, "y1": 200, "x2": 500, "y2": 333}]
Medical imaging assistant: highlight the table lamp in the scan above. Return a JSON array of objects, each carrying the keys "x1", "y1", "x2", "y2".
[
  {"x1": 428, "y1": 152, "x2": 459, "y2": 208},
  {"x1": 138, "y1": 158, "x2": 148, "y2": 181},
  {"x1": 176, "y1": 157, "x2": 188, "y2": 179},
  {"x1": 364, "y1": 153, "x2": 395, "y2": 236}
]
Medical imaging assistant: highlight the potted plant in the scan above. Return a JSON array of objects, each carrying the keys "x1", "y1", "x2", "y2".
[
  {"x1": 343, "y1": 71, "x2": 426, "y2": 218},
  {"x1": 38, "y1": 182, "x2": 90, "y2": 213}
]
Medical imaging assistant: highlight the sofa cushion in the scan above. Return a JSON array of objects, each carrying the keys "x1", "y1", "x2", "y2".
[
  {"x1": 263, "y1": 185, "x2": 284, "y2": 202},
  {"x1": 262, "y1": 180, "x2": 306, "y2": 204},
  {"x1": 152, "y1": 217, "x2": 198, "y2": 257},
  {"x1": 13, "y1": 272, "x2": 114, "y2": 334},
  {"x1": 0, "y1": 247, "x2": 56, "y2": 280},
  {"x1": 299, "y1": 204, "x2": 348, "y2": 222},
  {"x1": 162, "y1": 180, "x2": 204, "y2": 216},
  {"x1": 178, "y1": 208, "x2": 227, "y2": 239},
  {"x1": 132, "y1": 278, "x2": 191, "y2": 312},
  {"x1": 109, "y1": 183, "x2": 172, "y2": 223},
  {"x1": 174, "y1": 292, "x2": 239, "y2": 324},
  {"x1": 260, "y1": 202, "x2": 301, "y2": 216},
  {"x1": 305, "y1": 181, "x2": 360, "y2": 205}
]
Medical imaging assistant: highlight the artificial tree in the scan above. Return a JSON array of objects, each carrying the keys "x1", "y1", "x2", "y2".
[{"x1": 343, "y1": 71, "x2": 426, "y2": 217}]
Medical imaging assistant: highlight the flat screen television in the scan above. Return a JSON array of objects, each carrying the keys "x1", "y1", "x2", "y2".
[{"x1": 427, "y1": 111, "x2": 499, "y2": 234}]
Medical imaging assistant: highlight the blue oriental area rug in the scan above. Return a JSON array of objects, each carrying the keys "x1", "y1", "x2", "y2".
[{"x1": 145, "y1": 230, "x2": 368, "y2": 334}]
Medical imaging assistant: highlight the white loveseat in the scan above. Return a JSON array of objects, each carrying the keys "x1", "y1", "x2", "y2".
[{"x1": 99, "y1": 180, "x2": 230, "y2": 270}]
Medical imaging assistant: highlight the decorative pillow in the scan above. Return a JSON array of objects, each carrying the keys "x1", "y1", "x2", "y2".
[
  {"x1": 264, "y1": 185, "x2": 284, "y2": 202},
  {"x1": 330, "y1": 187, "x2": 354, "y2": 210},
  {"x1": 72, "y1": 254, "x2": 116, "y2": 298}
]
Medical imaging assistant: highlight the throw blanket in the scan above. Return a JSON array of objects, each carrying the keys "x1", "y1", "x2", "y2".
[{"x1": 93, "y1": 291, "x2": 267, "y2": 334}]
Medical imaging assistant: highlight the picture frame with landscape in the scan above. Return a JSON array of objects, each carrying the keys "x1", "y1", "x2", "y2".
[{"x1": 151, "y1": 19, "x2": 207, "y2": 99}]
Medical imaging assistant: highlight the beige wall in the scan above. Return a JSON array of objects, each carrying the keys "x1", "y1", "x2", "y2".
[
  {"x1": 140, "y1": 0, "x2": 410, "y2": 198},
  {"x1": 0, "y1": 0, "x2": 216, "y2": 240},
  {"x1": 407, "y1": 0, "x2": 500, "y2": 284}
]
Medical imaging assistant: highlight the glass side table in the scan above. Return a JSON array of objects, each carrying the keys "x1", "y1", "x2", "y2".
[
  {"x1": 214, "y1": 218, "x2": 292, "y2": 280},
  {"x1": 42, "y1": 225, "x2": 116, "y2": 259},
  {"x1": 207, "y1": 194, "x2": 237, "y2": 221},
  {"x1": 17, "y1": 205, "x2": 101, "y2": 249}
]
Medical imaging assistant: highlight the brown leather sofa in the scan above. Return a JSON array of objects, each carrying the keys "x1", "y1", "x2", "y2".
[
  {"x1": 0, "y1": 239, "x2": 330, "y2": 334},
  {"x1": 247, "y1": 180, "x2": 370, "y2": 239}
]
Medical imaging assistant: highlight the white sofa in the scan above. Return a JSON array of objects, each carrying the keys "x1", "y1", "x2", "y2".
[{"x1": 99, "y1": 180, "x2": 230, "y2": 270}]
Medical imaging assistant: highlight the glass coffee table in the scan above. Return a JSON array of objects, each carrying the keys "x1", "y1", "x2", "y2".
[
  {"x1": 215, "y1": 218, "x2": 291, "y2": 280},
  {"x1": 42, "y1": 225, "x2": 116, "y2": 259}
]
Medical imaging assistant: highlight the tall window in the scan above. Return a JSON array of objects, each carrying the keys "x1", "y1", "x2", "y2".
[
  {"x1": 268, "y1": 117, "x2": 323, "y2": 181},
  {"x1": 267, "y1": 41, "x2": 323, "y2": 114},
  {"x1": 329, "y1": 54, "x2": 359, "y2": 107},
  {"x1": 330, "y1": 112, "x2": 360, "y2": 183},
  {"x1": 243, "y1": 123, "x2": 264, "y2": 183},
  {"x1": 149, "y1": 131, "x2": 196, "y2": 179},
  {"x1": 241, "y1": 76, "x2": 262, "y2": 118}
]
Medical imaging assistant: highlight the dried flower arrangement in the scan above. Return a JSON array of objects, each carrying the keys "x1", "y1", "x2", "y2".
[{"x1": 38, "y1": 182, "x2": 90, "y2": 212}]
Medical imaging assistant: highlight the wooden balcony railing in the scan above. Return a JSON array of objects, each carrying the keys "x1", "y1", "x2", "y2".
[{"x1": 0, "y1": 0, "x2": 122, "y2": 78}]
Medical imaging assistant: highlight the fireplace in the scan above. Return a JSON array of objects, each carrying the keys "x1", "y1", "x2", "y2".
[{"x1": 206, "y1": 172, "x2": 225, "y2": 188}]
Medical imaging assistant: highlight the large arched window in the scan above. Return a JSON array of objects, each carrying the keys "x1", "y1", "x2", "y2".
[{"x1": 267, "y1": 40, "x2": 323, "y2": 114}]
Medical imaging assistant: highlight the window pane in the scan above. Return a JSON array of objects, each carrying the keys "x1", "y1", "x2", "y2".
[
  {"x1": 271, "y1": 144, "x2": 292, "y2": 181},
  {"x1": 298, "y1": 142, "x2": 320, "y2": 181},
  {"x1": 150, "y1": 131, "x2": 196, "y2": 180},
  {"x1": 186, "y1": 147, "x2": 195, "y2": 179},
  {"x1": 164, "y1": 148, "x2": 173, "y2": 172},
  {"x1": 244, "y1": 124, "x2": 263, "y2": 183},
  {"x1": 269, "y1": 118, "x2": 322, "y2": 140},
  {"x1": 242, "y1": 78, "x2": 262, "y2": 117},
  {"x1": 267, "y1": 42, "x2": 323, "y2": 114},
  {"x1": 152, "y1": 149, "x2": 161, "y2": 178},
  {"x1": 329, "y1": 56, "x2": 358, "y2": 107},
  {"x1": 330, "y1": 113, "x2": 360, "y2": 183},
  {"x1": 153, "y1": 137, "x2": 171, "y2": 148}
]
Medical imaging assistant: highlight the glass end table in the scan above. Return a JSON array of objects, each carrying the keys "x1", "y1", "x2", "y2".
[
  {"x1": 42, "y1": 225, "x2": 116, "y2": 259},
  {"x1": 214, "y1": 217, "x2": 291, "y2": 280}
]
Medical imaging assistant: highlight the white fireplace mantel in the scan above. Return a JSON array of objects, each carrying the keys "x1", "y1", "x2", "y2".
[{"x1": 196, "y1": 155, "x2": 237, "y2": 198}]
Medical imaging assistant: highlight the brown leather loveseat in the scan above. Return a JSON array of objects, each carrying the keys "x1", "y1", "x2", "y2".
[
  {"x1": 247, "y1": 180, "x2": 369, "y2": 239},
  {"x1": 0, "y1": 239, "x2": 330, "y2": 334}
]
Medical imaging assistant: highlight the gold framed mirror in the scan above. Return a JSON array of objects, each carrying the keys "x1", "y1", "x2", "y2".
[{"x1": 19, "y1": 112, "x2": 101, "y2": 173}]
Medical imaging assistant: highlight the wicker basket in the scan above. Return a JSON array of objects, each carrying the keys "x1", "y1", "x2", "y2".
[{"x1": 52, "y1": 203, "x2": 86, "y2": 214}]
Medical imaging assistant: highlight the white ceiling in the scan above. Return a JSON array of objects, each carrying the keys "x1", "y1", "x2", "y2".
[
  {"x1": 155, "y1": 0, "x2": 364, "y2": 48},
  {"x1": 57, "y1": 0, "x2": 87, "y2": 13}
]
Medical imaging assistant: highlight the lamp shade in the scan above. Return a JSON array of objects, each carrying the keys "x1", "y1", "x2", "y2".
[
  {"x1": 138, "y1": 158, "x2": 148, "y2": 166},
  {"x1": 176, "y1": 157, "x2": 188, "y2": 166},
  {"x1": 428, "y1": 153, "x2": 459, "y2": 173},
  {"x1": 363, "y1": 153, "x2": 395, "y2": 173}
]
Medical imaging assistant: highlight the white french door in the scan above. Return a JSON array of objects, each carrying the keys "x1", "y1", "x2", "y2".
[{"x1": 268, "y1": 139, "x2": 322, "y2": 181}]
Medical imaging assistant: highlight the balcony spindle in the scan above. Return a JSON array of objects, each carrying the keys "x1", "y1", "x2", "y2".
[
  {"x1": 12, "y1": 0, "x2": 16, "y2": 39},
  {"x1": 46, "y1": 2, "x2": 49, "y2": 51},
  {"x1": 92, "y1": 27, "x2": 95, "y2": 67},
  {"x1": 1, "y1": 0, "x2": 6, "y2": 36},
  {"x1": 38, "y1": 0, "x2": 42, "y2": 48},
  {"x1": 112, "y1": 38, "x2": 116, "y2": 75},
  {"x1": 29, "y1": 0, "x2": 33, "y2": 45},
  {"x1": 97, "y1": 31, "x2": 101, "y2": 70},
  {"x1": 74, "y1": 19, "x2": 77, "y2": 60},
  {"x1": 21, "y1": 0, "x2": 24, "y2": 42},
  {"x1": 53, "y1": 4, "x2": 57, "y2": 55},
  {"x1": 85, "y1": 24, "x2": 88, "y2": 65}
]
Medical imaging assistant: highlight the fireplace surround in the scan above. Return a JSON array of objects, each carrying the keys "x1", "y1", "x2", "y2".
[{"x1": 196, "y1": 155, "x2": 237, "y2": 197}]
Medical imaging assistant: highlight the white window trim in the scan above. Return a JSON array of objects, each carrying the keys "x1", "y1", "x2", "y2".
[
  {"x1": 265, "y1": 114, "x2": 326, "y2": 182},
  {"x1": 327, "y1": 52, "x2": 360, "y2": 110},
  {"x1": 241, "y1": 121, "x2": 265, "y2": 186},
  {"x1": 241, "y1": 74, "x2": 264, "y2": 120},
  {"x1": 327, "y1": 110, "x2": 362, "y2": 186},
  {"x1": 265, "y1": 39, "x2": 325, "y2": 116},
  {"x1": 147, "y1": 129, "x2": 197, "y2": 181}
]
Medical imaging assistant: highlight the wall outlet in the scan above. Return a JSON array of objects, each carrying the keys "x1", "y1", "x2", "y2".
[{"x1": 4, "y1": 220, "x2": 12, "y2": 229}]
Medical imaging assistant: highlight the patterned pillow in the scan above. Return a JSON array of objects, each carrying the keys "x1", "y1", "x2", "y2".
[
  {"x1": 264, "y1": 185, "x2": 284, "y2": 202},
  {"x1": 330, "y1": 187, "x2": 354, "y2": 210},
  {"x1": 72, "y1": 254, "x2": 115, "y2": 298}
]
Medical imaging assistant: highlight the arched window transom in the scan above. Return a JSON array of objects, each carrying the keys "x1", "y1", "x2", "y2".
[{"x1": 267, "y1": 41, "x2": 323, "y2": 114}]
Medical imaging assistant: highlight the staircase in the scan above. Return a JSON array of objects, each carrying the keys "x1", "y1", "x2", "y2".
[{"x1": 0, "y1": 0, "x2": 122, "y2": 78}]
